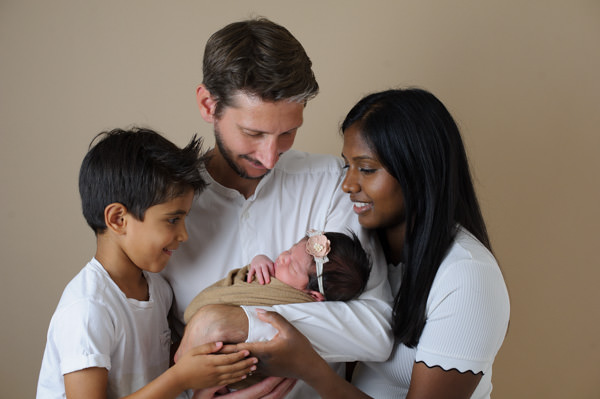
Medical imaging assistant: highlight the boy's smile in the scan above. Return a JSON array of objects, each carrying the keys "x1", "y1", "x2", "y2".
[{"x1": 122, "y1": 190, "x2": 195, "y2": 274}]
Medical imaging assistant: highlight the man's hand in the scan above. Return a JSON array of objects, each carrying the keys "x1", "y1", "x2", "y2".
[{"x1": 191, "y1": 377, "x2": 296, "y2": 399}]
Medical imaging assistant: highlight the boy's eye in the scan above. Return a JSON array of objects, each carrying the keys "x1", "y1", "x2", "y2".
[{"x1": 167, "y1": 218, "x2": 180, "y2": 224}]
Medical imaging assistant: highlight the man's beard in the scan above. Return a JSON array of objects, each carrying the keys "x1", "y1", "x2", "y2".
[{"x1": 214, "y1": 126, "x2": 270, "y2": 181}]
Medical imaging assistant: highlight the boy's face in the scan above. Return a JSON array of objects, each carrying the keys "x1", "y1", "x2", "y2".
[
  {"x1": 273, "y1": 237, "x2": 314, "y2": 290},
  {"x1": 123, "y1": 189, "x2": 195, "y2": 273}
]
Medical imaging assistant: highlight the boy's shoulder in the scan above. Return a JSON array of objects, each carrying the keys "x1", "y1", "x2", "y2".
[{"x1": 55, "y1": 259, "x2": 120, "y2": 313}]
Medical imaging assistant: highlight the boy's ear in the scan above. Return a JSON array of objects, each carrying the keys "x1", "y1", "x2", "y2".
[
  {"x1": 306, "y1": 290, "x2": 325, "y2": 302},
  {"x1": 104, "y1": 203, "x2": 128, "y2": 235},
  {"x1": 196, "y1": 84, "x2": 218, "y2": 123}
]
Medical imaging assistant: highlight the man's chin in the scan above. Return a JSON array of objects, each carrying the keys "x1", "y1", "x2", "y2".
[{"x1": 240, "y1": 168, "x2": 271, "y2": 180}]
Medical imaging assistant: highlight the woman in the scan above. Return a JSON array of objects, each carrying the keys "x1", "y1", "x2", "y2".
[{"x1": 242, "y1": 88, "x2": 510, "y2": 398}]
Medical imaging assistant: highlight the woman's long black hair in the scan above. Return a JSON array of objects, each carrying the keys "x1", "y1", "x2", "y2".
[{"x1": 341, "y1": 88, "x2": 491, "y2": 347}]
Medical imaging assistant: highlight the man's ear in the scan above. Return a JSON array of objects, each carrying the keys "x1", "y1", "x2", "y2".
[
  {"x1": 196, "y1": 84, "x2": 218, "y2": 123},
  {"x1": 104, "y1": 203, "x2": 128, "y2": 235},
  {"x1": 306, "y1": 290, "x2": 325, "y2": 302}
]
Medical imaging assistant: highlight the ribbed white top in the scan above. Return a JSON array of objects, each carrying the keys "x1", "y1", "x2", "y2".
[{"x1": 352, "y1": 227, "x2": 510, "y2": 398}]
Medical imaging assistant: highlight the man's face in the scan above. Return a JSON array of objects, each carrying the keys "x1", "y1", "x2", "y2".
[{"x1": 212, "y1": 92, "x2": 304, "y2": 180}]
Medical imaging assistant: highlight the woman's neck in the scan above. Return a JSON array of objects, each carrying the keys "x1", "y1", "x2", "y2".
[{"x1": 378, "y1": 223, "x2": 406, "y2": 265}]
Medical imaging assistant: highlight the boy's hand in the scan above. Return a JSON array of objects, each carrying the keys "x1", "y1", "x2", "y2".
[
  {"x1": 172, "y1": 342, "x2": 257, "y2": 390},
  {"x1": 248, "y1": 255, "x2": 275, "y2": 284}
]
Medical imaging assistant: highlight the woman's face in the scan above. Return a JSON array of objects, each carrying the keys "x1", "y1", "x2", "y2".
[{"x1": 341, "y1": 124, "x2": 406, "y2": 231}]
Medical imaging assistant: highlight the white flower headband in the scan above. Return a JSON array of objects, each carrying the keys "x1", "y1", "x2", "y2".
[{"x1": 305, "y1": 229, "x2": 331, "y2": 296}]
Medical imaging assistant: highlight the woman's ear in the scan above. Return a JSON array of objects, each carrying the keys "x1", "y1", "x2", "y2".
[
  {"x1": 196, "y1": 84, "x2": 218, "y2": 123},
  {"x1": 306, "y1": 290, "x2": 325, "y2": 302},
  {"x1": 104, "y1": 203, "x2": 127, "y2": 235}
]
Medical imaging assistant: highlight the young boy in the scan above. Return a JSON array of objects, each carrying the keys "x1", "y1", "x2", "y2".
[{"x1": 36, "y1": 128, "x2": 257, "y2": 399}]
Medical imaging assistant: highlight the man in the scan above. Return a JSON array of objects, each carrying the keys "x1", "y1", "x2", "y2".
[{"x1": 162, "y1": 18, "x2": 393, "y2": 398}]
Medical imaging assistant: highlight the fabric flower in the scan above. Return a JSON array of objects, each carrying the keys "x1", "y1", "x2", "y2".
[{"x1": 306, "y1": 233, "x2": 330, "y2": 259}]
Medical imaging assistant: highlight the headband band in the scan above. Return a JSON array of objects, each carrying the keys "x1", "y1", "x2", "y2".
[{"x1": 305, "y1": 229, "x2": 331, "y2": 297}]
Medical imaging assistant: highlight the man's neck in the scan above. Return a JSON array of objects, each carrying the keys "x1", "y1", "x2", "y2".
[{"x1": 205, "y1": 149, "x2": 262, "y2": 199}]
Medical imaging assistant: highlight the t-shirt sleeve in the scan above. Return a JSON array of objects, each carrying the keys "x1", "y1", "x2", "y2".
[
  {"x1": 49, "y1": 299, "x2": 116, "y2": 375},
  {"x1": 415, "y1": 260, "x2": 510, "y2": 374}
]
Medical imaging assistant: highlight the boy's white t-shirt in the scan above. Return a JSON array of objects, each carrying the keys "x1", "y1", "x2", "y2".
[{"x1": 37, "y1": 258, "x2": 173, "y2": 399}]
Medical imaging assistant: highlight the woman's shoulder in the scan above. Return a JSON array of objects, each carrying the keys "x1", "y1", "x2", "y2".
[
  {"x1": 433, "y1": 227, "x2": 505, "y2": 290},
  {"x1": 428, "y1": 227, "x2": 510, "y2": 324},
  {"x1": 445, "y1": 227, "x2": 497, "y2": 269}
]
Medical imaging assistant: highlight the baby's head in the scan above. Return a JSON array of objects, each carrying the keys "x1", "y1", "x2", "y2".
[
  {"x1": 274, "y1": 231, "x2": 371, "y2": 301},
  {"x1": 79, "y1": 127, "x2": 207, "y2": 235}
]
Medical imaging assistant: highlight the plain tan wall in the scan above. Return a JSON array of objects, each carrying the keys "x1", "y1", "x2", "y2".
[{"x1": 1, "y1": 1, "x2": 599, "y2": 397}]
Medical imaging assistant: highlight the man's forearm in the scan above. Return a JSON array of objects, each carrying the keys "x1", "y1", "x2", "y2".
[
  {"x1": 176, "y1": 304, "x2": 249, "y2": 362},
  {"x1": 266, "y1": 299, "x2": 393, "y2": 362},
  {"x1": 192, "y1": 304, "x2": 249, "y2": 343}
]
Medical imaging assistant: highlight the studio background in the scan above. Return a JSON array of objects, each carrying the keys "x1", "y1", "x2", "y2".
[{"x1": 1, "y1": 1, "x2": 598, "y2": 398}]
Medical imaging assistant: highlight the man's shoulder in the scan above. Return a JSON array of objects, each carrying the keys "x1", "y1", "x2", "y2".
[{"x1": 275, "y1": 149, "x2": 344, "y2": 175}]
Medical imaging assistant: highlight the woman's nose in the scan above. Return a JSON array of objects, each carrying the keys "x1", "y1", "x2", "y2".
[{"x1": 342, "y1": 170, "x2": 360, "y2": 194}]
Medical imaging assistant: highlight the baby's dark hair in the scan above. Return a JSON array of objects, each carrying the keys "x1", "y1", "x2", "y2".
[
  {"x1": 306, "y1": 232, "x2": 371, "y2": 301},
  {"x1": 79, "y1": 127, "x2": 207, "y2": 234}
]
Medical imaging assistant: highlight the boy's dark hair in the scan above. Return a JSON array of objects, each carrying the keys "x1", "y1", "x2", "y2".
[
  {"x1": 203, "y1": 17, "x2": 319, "y2": 118},
  {"x1": 306, "y1": 232, "x2": 371, "y2": 301},
  {"x1": 79, "y1": 127, "x2": 207, "y2": 234}
]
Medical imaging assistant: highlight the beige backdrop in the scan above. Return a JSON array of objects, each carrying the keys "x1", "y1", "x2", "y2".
[{"x1": 1, "y1": 1, "x2": 599, "y2": 398}]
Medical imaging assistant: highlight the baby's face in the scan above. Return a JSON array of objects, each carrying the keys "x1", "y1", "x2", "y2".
[{"x1": 273, "y1": 237, "x2": 314, "y2": 290}]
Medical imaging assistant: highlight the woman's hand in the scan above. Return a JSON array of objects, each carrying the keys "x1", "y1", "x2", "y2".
[
  {"x1": 238, "y1": 310, "x2": 372, "y2": 399},
  {"x1": 236, "y1": 310, "x2": 327, "y2": 380}
]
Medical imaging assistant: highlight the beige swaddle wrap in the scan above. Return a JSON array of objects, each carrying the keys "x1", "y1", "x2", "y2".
[{"x1": 183, "y1": 265, "x2": 316, "y2": 390}]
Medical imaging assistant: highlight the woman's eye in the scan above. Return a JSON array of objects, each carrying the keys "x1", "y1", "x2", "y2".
[{"x1": 359, "y1": 168, "x2": 376, "y2": 174}]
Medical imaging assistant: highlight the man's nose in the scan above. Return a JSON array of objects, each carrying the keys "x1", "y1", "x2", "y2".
[{"x1": 256, "y1": 136, "x2": 280, "y2": 169}]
